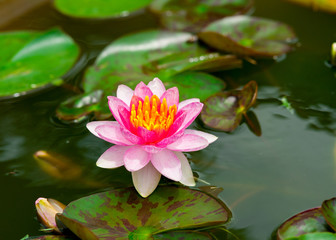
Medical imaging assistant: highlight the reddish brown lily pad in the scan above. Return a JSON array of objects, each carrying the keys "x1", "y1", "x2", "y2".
[
  {"x1": 57, "y1": 186, "x2": 231, "y2": 240},
  {"x1": 200, "y1": 81, "x2": 258, "y2": 132},
  {"x1": 198, "y1": 15, "x2": 297, "y2": 58}
]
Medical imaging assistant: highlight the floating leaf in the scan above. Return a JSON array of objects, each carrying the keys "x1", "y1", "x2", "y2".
[
  {"x1": 286, "y1": 232, "x2": 336, "y2": 240},
  {"x1": 149, "y1": 0, "x2": 254, "y2": 32},
  {"x1": 277, "y1": 207, "x2": 330, "y2": 240},
  {"x1": 284, "y1": 0, "x2": 336, "y2": 14},
  {"x1": 56, "y1": 30, "x2": 232, "y2": 122},
  {"x1": 53, "y1": 0, "x2": 152, "y2": 19},
  {"x1": 200, "y1": 81, "x2": 258, "y2": 132},
  {"x1": 322, "y1": 197, "x2": 336, "y2": 231},
  {"x1": 198, "y1": 15, "x2": 297, "y2": 57},
  {"x1": 0, "y1": 28, "x2": 79, "y2": 99},
  {"x1": 57, "y1": 186, "x2": 231, "y2": 239}
]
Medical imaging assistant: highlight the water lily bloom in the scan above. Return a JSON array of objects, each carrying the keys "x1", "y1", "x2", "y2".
[{"x1": 87, "y1": 78, "x2": 217, "y2": 197}]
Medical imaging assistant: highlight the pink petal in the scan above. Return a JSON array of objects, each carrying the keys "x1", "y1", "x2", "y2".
[
  {"x1": 120, "y1": 127, "x2": 144, "y2": 145},
  {"x1": 178, "y1": 98, "x2": 200, "y2": 110},
  {"x1": 175, "y1": 102, "x2": 203, "y2": 133},
  {"x1": 118, "y1": 105, "x2": 132, "y2": 130},
  {"x1": 137, "y1": 127, "x2": 160, "y2": 143},
  {"x1": 130, "y1": 95, "x2": 144, "y2": 109},
  {"x1": 175, "y1": 152, "x2": 195, "y2": 186},
  {"x1": 107, "y1": 96, "x2": 129, "y2": 126},
  {"x1": 117, "y1": 84, "x2": 134, "y2": 106},
  {"x1": 151, "y1": 149, "x2": 182, "y2": 181},
  {"x1": 155, "y1": 112, "x2": 186, "y2": 148},
  {"x1": 147, "y1": 78, "x2": 166, "y2": 97},
  {"x1": 134, "y1": 82, "x2": 153, "y2": 99},
  {"x1": 132, "y1": 162, "x2": 161, "y2": 198},
  {"x1": 160, "y1": 87, "x2": 179, "y2": 107},
  {"x1": 86, "y1": 121, "x2": 118, "y2": 138},
  {"x1": 142, "y1": 145, "x2": 163, "y2": 154},
  {"x1": 167, "y1": 134, "x2": 209, "y2": 152},
  {"x1": 96, "y1": 145, "x2": 130, "y2": 169},
  {"x1": 184, "y1": 129, "x2": 218, "y2": 144},
  {"x1": 124, "y1": 146, "x2": 150, "y2": 172},
  {"x1": 94, "y1": 124, "x2": 133, "y2": 146}
]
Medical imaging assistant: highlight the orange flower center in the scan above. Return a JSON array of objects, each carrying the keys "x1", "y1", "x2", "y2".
[{"x1": 130, "y1": 95, "x2": 177, "y2": 131}]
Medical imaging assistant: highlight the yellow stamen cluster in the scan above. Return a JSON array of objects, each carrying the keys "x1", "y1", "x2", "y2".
[{"x1": 130, "y1": 95, "x2": 177, "y2": 131}]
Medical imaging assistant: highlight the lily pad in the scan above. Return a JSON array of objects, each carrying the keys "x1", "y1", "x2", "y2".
[
  {"x1": 198, "y1": 15, "x2": 297, "y2": 57},
  {"x1": 286, "y1": 232, "x2": 336, "y2": 240},
  {"x1": 277, "y1": 207, "x2": 330, "y2": 240},
  {"x1": 284, "y1": 0, "x2": 336, "y2": 14},
  {"x1": 0, "y1": 28, "x2": 80, "y2": 99},
  {"x1": 57, "y1": 186, "x2": 231, "y2": 240},
  {"x1": 149, "y1": 0, "x2": 254, "y2": 32},
  {"x1": 56, "y1": 30, "x2": 233, "y2": 122},
  {"x1": 322, "y1": 197, "x2": 336, "y2": 231},
  {"x1": 200, "y1": 81, "x2": 258, "y2": 132},
  {"x1": 53, "y1": 0, "x2": 152, "y2": 19}
]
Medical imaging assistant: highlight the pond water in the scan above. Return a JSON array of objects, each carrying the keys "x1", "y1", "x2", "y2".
[{"x1": 1, "y1": 0, "x2": 336, "y2": 239}]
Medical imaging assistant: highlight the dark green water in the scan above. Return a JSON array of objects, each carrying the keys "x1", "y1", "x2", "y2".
[{"x1": 1, "y1": 0, "x2": 336, "y2": 239}]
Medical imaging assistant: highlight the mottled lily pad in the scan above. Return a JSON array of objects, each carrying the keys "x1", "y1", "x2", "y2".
[
  {"x1": 0, "y1": 28, "x2": 79, "y2": 99},
  {"x1": 53, "y1": 0, "x2": 152, "y2": 19},
  {"x1": 57, "y1": 186, "x2": 231, "y2": 239},
  {"x1": 285, "y1": 0, "x2": 336, "y2": 14},
  {"x1": 198, "y1": 15, "x2": 297, "y2": 57},
  {"x1": 149, "y1": 0, "x2": 254, "y2": 32},
  {"x1": 277, "y1": 207, "x2": 330, "y2": 240},
  {"x1": 322, "y1": 197, "x2": 336, "y2": 231},
  {"x1": 200, "y1": 81, "x2": 258, "y2": 132},
  {"x1": 56, "y1": 30, "x2": 233, "y2": 122}
]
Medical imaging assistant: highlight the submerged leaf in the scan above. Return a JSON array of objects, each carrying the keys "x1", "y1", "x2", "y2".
[
  {"x1": 0, "y1": 28, "x2": 79, "y2": 99},
  {"x1": 149, "y1": 0, "x2": 254, "y2": 32},
  {"x1": 198, "y1": 15, "x2": 297, "y2": 57},
  {"x1": 57, "y1": 186, "x2": 231, "y2": 239},
  {"x1": 200, "y1": 81, "x2": 258, "y2": 132},
  {"x1": 56, "y1": 30, "x2": 232, "y2": 122},
  {"x1": 53, "y1": 0, "x2": 152, "y2": 19},
  {"x1": 277, "y1": 207, "x2": 330, "y2": 240}
]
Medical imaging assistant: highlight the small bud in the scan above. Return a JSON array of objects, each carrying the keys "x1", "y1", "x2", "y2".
[{"x1": 35, "y1": 197, "x2": 66, "y2": 233}]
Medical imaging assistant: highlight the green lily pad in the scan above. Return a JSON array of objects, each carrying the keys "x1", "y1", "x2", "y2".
[
  {"x1": 284, "y1": 0, "x2": 336, "y2": 14},
  {"x1": 198, "y1": 15, "x2": 297, "y2": 58},
  {"x1": 277, "y1": 207, "x2": 330, "y2": 240},
  {"x1": 0, "y1": 28, "x2": 80, "y2": 99},
  {"x1": 57, "y1": 186, "x2": 231, "y2": 240},
  {"x1": 56, "y1": 30, "x2": 232, "y2": 122},
  {"x1": 200, "y1": 81, "x2": 258, "y2": 132},
  {"x1": 53, "y1": 0, "x2": 152, "y2": 19},
  {"x1": 322, "y1": 197, "x2": 336, "y2": 231},
  {"x1": 149, "y1": 0, "x2": 254, "y2": 32},
  {"x1": 286, "y1": 232, "x2": 336, "y2": 240}
]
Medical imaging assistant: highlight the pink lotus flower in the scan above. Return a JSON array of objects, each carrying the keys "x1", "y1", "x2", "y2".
[{"x1": 87, "y1": 78, "x2": 217, "y2": 197}]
